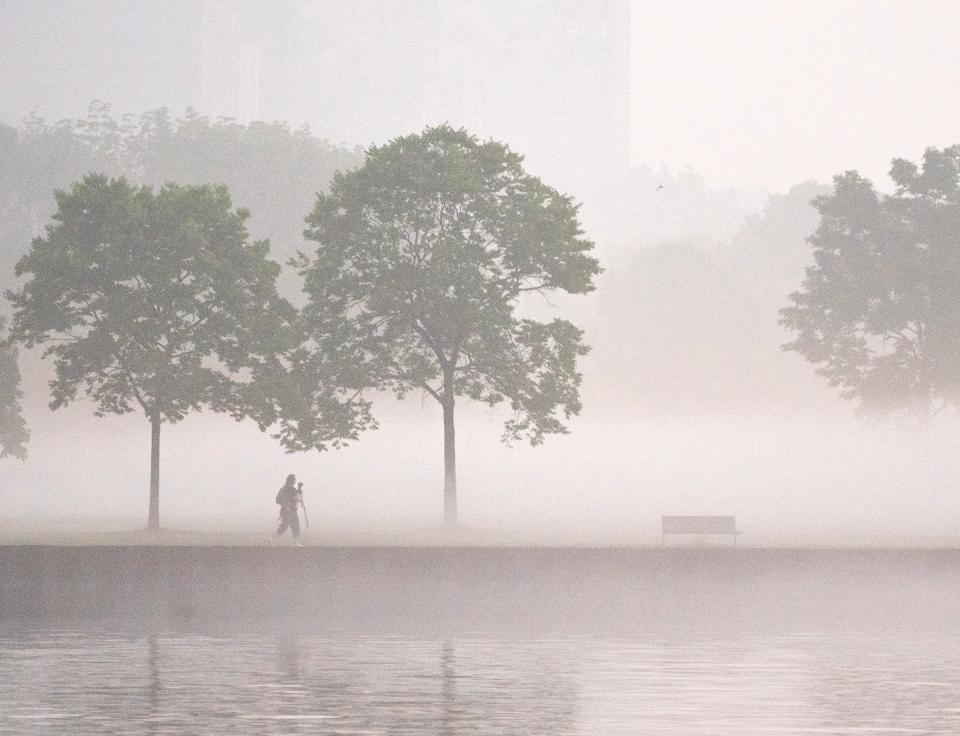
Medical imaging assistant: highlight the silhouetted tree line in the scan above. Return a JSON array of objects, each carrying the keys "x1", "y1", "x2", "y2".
[
  {"x1": 3, "y1": 125, "x2": 599, "y2": 527},
  {"x1": 0, "y1": 101, "x2": 361, "y2": 296},
  {"x1": 2, "y1": 101, "x2": 958, "y2": 526},
  {"x1": 589, "y1": 148, "x2": 960, "y2": 420},
  {"x1": 587, "y1": 181, "x2": 831, "y2": 415}
]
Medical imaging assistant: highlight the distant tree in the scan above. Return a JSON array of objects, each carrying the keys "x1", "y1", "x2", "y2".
[
  {"x1": 0, "y1": 317, "x2": 29, "y2": 460},
  {"x1": 277, "y1": 126, "x2": 600, "y2": 524},
  {"x1": 781, "y1": 145, "x2": 960, "y2": 420},
  {"x1": 589, "y1": 181, "x2": 829, "y2": 415},
  {"x1": 125, "y1": 107, "x2": 361, "y2": 276},
  {"x1": 0, "y1": 102, "x2": 361, "y2": 295},
  {"x1": 6, "y1": 174, "x2": 291, "y2": 528}
]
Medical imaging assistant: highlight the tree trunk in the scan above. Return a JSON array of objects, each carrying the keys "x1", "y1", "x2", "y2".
[
  {"x1": 148, "y1": 414, "x2": 160, "y2": 530},
  {"x1": 442, "y1": 377, "x2": 457, "y2": 526}
]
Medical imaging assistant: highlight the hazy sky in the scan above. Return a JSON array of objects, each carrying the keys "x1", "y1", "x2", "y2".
[
  {"x1": 3, "y1": 1, "x2": 958, "y2": 193},
  {"x1": 630, "y1": 0, "x2": 960, "y2": 191}
]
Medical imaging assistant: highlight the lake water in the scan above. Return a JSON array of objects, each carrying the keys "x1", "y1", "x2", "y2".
[{"x1": 2, "y1": 629, "x2": 959, "y2": 734}]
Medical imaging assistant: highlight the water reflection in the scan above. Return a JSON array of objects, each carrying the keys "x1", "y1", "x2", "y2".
[
  {"x1": 146, "y1": 635, "x2": 159, "y2": 736},
  {"x1": 440, "y1": 641, "x2": 456, "y2": 736},
  {"x1": 275, "y1": 635, "x2": 300, "y2": 681},
  {"x1": 1, "y1": 630, "x2": 959, "y2": 734}
]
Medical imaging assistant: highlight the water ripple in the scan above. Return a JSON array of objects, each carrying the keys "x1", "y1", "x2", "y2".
[{"x1": 0, "y1": 631, "x2": 958, "y2": 734}]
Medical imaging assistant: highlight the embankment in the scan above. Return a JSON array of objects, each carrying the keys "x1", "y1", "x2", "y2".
[{"x1": 1, "y1": 546, "x2": 957, "y2": 635}]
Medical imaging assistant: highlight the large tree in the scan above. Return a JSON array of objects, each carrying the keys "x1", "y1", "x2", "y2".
[
  {"x1": 277, "y1": 126, "x2": 600, "y2": 524},
  {"x1": 781, "y1": 145, "x2": 960, "y2": 419},
  {"x1": 0, "y1": 317, "x2": 29, "y2": 460},
  {"x1": 6, "y1": 174, "x2": 291, "y2": 528}
]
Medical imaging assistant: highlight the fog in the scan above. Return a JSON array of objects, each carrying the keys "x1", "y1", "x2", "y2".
[
  {"x1": 6, "y1": 404, "x2": 960, "y2": 547},
  {"x1": 2, "y1": 0, "x2": 960, "y2": 546}
]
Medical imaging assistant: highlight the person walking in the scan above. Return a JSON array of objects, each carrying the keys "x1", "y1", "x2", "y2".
[{"x1": 272, "y1": 474, "x2": 304, "y2": 545}]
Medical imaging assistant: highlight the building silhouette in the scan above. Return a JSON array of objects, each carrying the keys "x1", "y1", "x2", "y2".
[{"x1": 2, "y1": 0, "x2": 632, "y2": 196}]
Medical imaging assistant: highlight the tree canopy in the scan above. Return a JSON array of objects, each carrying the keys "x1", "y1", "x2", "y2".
[
  {"x1": 0, "y1": 317, "x2": 29, "y2": 460},
  {"x1": 0, "y1": 102, "x2": 361, "y2": 295},
  {"x1": 781, "y1": 145, "x2": 960, "y2": 419},
  {"x1": 6, "y1": 174, "x2": 291, "y2": 526},
  {"x1": 275, "y1": 125, "x2": 600, "y2": 522}
]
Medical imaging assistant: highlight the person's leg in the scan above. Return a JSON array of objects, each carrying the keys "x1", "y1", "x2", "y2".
[
  {"x1": 276, "y1": 511, "x2": 290, "y2": 536},
  {"x1": 290, "y1": 512, "x2": 300, "y2": 539}
]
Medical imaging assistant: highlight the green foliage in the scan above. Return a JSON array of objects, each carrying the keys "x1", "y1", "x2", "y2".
[
  {"x1": 275, "y1": 125, "x2": 599, "y2": 451},
  {"x1": 242, "y1": 338, "x2": 378, "y2": 454},
  {"x1": 781, "y1": 145, "x2": 960, "y2": 417},
  {"x1": 0, "y1": 102, "x2": 361, "y2": 294},
  {"x1": 6, "y1": 174, "x2": 291, "y2": 424},
  {"x1": 0, "y1": 317, "x2": 29, "y2": 460}
]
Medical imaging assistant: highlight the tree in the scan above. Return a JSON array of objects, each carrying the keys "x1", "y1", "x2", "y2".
[
  {"x1": 589, "y1": 181, "x2": 830, "y2": 415},
  {"x1": 781, "y1": 145, "x2": 960, "y2": 420},
  {"x1": 0, "y1": 317, "x2": 29, "y2": 460},
  {"x1": 0, "y1": 102, "x2": 361, "y2": 296},
  {"x1": 6, "y1": 174, "x2": 291, "y2": 528},
  {"x1": 278, "y1": 126, "x2": 600, "y2": 524}
]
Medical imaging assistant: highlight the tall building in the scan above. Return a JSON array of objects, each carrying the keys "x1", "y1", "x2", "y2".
[
  {"x1": 2, "y1": 0, "x2": 630, "y2": 197},
  {"x1": 429, "y1": 0, "x2": 632, "y2": 193},
  {"x1": 279, "y1": 0, "x2": 632, "y2": 195}
]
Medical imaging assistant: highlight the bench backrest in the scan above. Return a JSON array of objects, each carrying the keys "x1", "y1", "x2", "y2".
[{"x1": 661, "y1": 515, "x2": 737, "y2": 534}]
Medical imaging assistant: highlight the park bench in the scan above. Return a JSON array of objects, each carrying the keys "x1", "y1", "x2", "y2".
[{"x1": 661, "y1": 515, "x2": 740, "y2": 546}]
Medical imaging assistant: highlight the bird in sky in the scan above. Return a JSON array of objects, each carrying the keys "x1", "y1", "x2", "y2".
[{"x1": 656, "y1": 184, "x2": 665, "y2": 191}]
